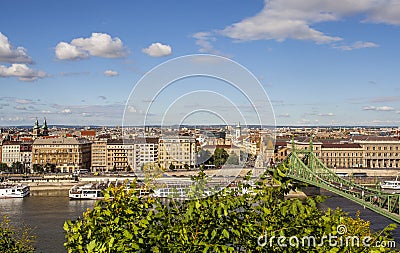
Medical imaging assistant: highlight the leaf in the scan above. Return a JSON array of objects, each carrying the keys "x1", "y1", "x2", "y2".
[{"x1": 222, "y1": 229, "x2": 229, "y2": 239}]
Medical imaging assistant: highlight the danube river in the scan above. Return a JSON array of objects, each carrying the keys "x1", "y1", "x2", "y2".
[
  {"x1": 0, "y1": 190, "x2": 93, "y2": 253},
  {"x1": 1, "y1": 189, "x2": 399, "y2": 252}
]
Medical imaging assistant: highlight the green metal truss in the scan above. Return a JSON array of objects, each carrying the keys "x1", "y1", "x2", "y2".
[{"x1": 276, "y1": 138, "x2": 400, "y2": 224}]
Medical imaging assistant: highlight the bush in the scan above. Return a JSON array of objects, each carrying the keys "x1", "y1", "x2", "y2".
[
  {"x1": 64, "y1": 168, "x2": 397, "y2": 252},
  {"x1": 0, "y1": 215, "x2": 35, "y2": 253}
]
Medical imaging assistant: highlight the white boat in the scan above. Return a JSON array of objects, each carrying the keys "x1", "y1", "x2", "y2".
[
  {"x1": 380, "y1": 180, "x2": 400, "y2": 190},
  {"x1": 69, "y1": 183, "x2": 149, "y2": 200},
  {"x1": 0, "y1": 183, "x2": 30, "y2": 198},
  {"x1": 69, "y1": 183, "x2": 106, "y2": 200}
]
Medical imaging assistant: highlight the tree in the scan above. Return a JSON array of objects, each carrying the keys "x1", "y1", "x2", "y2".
[
  {"x1": 126, "y1": 165, "x2": 132, "y2": 172},
  {"x1": 11, "y1": 162, "x2": 23, "y2": 174},
  {"x1": 64, "y1": 164, "x2": 397, "y2": 252},
  {"x1": 169, "y1": 163, "x2": 176, "y2": 171},
  {"x1": 143, "y1": 162, "x2": 165, "y2": 187},
  {"x1": 212, "y1": 148, "x2": 229, "y2": 168},
  {"x1": 32, "y1": 164, "x2": 43, "y2": 174},
  {"x1": 226, "y1": 152, "x2": 239, "y2": 165},
  {"x1": 184, "y1": 163, "x2": 190, "y2": 171},
  {"x1": 0, "y1": 163, "x2": 9, "y2": 173},
  {"x1": 0, "y1": 216, "x2": 35, "y2": 253}
]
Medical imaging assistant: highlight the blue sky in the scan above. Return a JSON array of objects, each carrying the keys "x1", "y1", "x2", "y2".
[{"x1": 0, "y1": 0, "x2": 399, "y2": 127}]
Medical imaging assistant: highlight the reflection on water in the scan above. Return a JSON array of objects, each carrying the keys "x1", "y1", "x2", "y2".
[{"x1": 0, "y1": 190, "x2": 95, "y2": 253}]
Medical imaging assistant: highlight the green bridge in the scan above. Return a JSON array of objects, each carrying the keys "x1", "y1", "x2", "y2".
[{"x1": 272, "y1": 138, "x2": 400, "y2": 224}]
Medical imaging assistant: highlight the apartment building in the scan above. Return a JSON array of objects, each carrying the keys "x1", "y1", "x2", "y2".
[
  {"x1": 1, "y1": 141, "x2": 21, "y2": 166},
  {"x1": 133, "y1": 137, "x2": 159, "y2": 170},
  {"x1": 32, "y1": 137, "x2": 91, "y2": 173},
  {"x1": 158, "y1": 136, "x2": 196, "y2": 169},
  {"x1": 106, "y1": 139, "x2": 134, "y2": 171},
  {"x1": 91, "y1": 139, "x2": 107, "y2": 172},
  {"x1": 20, "y1": 142, "x2": 32, "y2": 173}
]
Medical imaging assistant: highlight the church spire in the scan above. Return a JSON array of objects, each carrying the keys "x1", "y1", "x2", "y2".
[
  {"x1": 33, "y1": 118, "x2": 40, "y2": 130},
  {"x1": 42, "y1": 117, "x2": 48, "y2": 130}
]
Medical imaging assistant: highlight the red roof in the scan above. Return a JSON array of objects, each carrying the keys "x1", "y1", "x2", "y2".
[{"x1": 81, "y1": 130, "x2": 96, "y2": 137}]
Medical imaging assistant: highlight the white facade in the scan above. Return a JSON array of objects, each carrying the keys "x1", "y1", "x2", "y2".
[
  {"x1": 133, "y1": 138, "x2": 158, "y2": 170},
  {"x1": 2, "y1": 142, "x2": 21, "y2": 166}
]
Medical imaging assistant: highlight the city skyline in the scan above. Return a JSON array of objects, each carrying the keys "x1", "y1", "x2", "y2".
[{"x1": 1, "y1": 0, "x2": 400, "y2": 126}]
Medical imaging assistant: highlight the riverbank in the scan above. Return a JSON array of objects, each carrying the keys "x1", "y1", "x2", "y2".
[{"x1": 27, "y1": 182, "x2": 77, "y2": 191}]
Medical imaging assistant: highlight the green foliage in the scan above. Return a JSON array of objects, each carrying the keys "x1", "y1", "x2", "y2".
[
  {"x1": 32, "y1": 164, "x2": 43, "y2": 173},
  {"x1": 212, "y1": 148, "x2": 229, "y2": 168},
  {"x1": 169, "y1": 163, "x2": 176, "y2": 171},
  {"x1": 0, "y1": 162, "x2": 9, "y2": 172},
  {"x1": 0, "y1": 216, "x2": 35, "y2": 253},
  {"x1": 226, "y1": 152, "x2": 239, "y2": 165},
  {"x1": 64, "y1": 165, "x2": 397, "y2": 253}
]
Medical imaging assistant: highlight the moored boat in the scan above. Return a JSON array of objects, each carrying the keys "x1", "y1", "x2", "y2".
[
  {"x1": 380, "y1": 180, "x2": 400, "y2": 190},
  {"x1": 69, "y1": 183, "x2": 106, "y2": 200},
  {"x1": 380, "y1": 174, "x2": 400, "y2": 190},
  {"x1": 0, "y1": 183, "x2": 30, "y2": 198}
]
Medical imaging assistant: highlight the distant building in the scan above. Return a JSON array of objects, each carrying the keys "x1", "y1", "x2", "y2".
[
  {"x1": 32, "y1": 137, "x2": 91, "y2": 173},
  {"x1": 91, "y1": 139, "x2": 107, "y2": 172},
  {"x1": 20, "y1": 142, "x2": 32, "y2": 173},
  {"x1": 1, "y1": 141, "x2": 21, "y2": 167},
  {"x1": 106, "y1": 139, "x2": 135, "y2": 171},
  {"x1": 158, "y1": 136, "x2": 196, "y2": 169},
  {"x1": 81, "y1": 130, "x2": 97, "y2": 140},
  {"x1": 353, "y1": 136, "x2": 400, "y2": 169},
  {"x1": 133, "y1": 137, "x2": 159, "y2": 170},
  {"x1": 32, "y1": 118, "x2": 49, "y2": 138}
]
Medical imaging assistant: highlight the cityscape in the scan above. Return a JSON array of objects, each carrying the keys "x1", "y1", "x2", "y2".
[
  {"x1": 1, "y1": 0, "x2": 400, "y2": 252},
  {"x1": 1, "y1": 120, "x2": 400, "y2": 177}
]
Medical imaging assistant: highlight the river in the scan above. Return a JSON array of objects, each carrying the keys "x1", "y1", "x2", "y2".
[{"x1": 1, "y1": 189, "x2": 399, "y2": 252}]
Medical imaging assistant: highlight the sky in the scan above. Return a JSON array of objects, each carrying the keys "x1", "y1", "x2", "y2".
[{"x1": 1, "y1": 0, "x2": 400, "y2": 127}]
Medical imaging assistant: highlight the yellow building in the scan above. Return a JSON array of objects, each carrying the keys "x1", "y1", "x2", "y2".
[
  {"x1": 158, "y1": 137, "x2": 196, "y2": 169},
  {"x1": 32, "y1": 137, "x2": 91, "y2": 173},
  {"x1": 106, "y1": 139, "x2": 135, "y2": 171},
  {"x1": 91, "y1": 139, "x2": 107, "y2": 172}
]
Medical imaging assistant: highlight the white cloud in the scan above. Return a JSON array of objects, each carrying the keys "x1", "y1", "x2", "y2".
[
  {"x1": 16, "y1": 99, "x2": 33, "y2": 104},
  {"x1": 209, "y1": 0, "x2": 400, "y2": 48},
  {"x1": 142, "y1": 42, "x2": 172, "y2": 57},
  {"x1": 55, "y1": 33, "x2": 128, "y2": 60},
  {"x1": 41, "y1": 110, "x2": 52, "y2": 114},
  {"x1": 0, "y1": 64, "x2": 47, "y2": 81},
  {"x1": 219, "y1": 0, "x2": 344, "y2": 44},
  {"x1": 377, "y1": 106, "x2": 395, "y2": 111},
  {"x1": 334, "y1": 41, "x2": 379, "y2": 51},
  {"x1": 277, "y1": 113, "x2": 290, "y2": 118},
  {"x1": 55, "y1": 42, "x2": 88, "y2": 60},
  {"x1": 192, "y1": 32, "x2": 219, "y2": 54},
  {"x1": 0, "y1": 32, "x2": 32, "y2": 63},
  {"x1": 127, "y1": 105, "x2": 137, "y2": 113},
  {"x1": 362, "y1": 105, "x2": 395, "y2": 111},
  {"x1": 318, "y1": 112, "x2": 335, "y2": 117},
  {"x1": 14, "y1": 105, "x2": 27, "y2": 110},
  {"x1": 60, "y1": 109, "x2": 72, "y2": 114},
  {"x1": 367, "y1": 1, "x2": 400, "y2": 25},
  {"x1": 104, "y1": 70, "x2": 119, "y2": 76}
]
